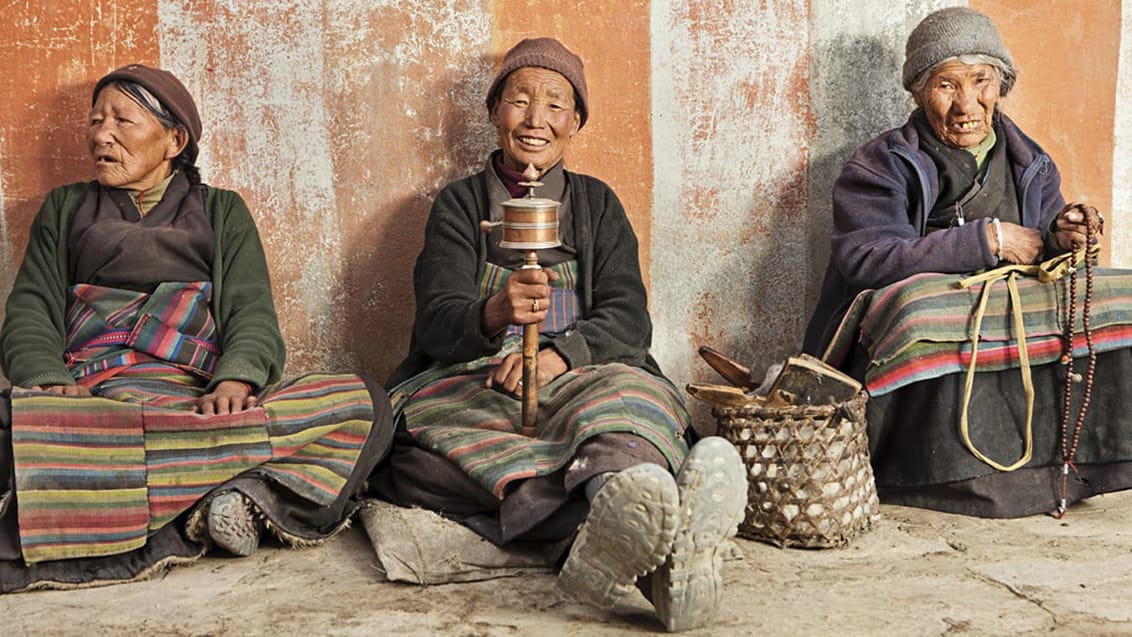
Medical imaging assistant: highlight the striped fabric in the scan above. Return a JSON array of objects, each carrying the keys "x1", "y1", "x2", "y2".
[
  {"x1": 9, "y1": 282, "x2": 375, "y2": 564},
  {"x1": 65, "y1": 282, "x2": 220, "y2": 383},
  {"x1": 402, "y1": 347, "x2": 688, "y2": 498},
  {"x1": 397, "y1": 260, "x2": 687, "y2": 498},
  {"x1": 479, "y1": 261, "x2": 581, "y2": 336},
  {"x1": 824, "y1": 268, "x2": 1132, "y2": 396}
]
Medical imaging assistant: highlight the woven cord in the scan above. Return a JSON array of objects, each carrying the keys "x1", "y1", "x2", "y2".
[{"x1": 958, "y1": 270, "x2": 1035, "y2": 471}]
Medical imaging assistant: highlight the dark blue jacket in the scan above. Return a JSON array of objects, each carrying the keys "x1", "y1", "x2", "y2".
[{"x1": 803, "y1": 111, "x2": 1066, "y2": 356}]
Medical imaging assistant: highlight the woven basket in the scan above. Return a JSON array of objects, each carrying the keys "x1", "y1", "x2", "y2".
[{"x1": 715, "y1": 391, "x2": 879, "y2": 548}]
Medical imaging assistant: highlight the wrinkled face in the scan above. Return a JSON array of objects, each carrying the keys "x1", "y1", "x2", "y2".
[
  {"x1": 491, "y1": 67, "x2": 581, "y2": 173},
  {"x1": 915, "y1": 60, "x2": 1001, "y2": 149},
  {"x1": 87, "y1": 86, "x2": 186, "y2": 191}
]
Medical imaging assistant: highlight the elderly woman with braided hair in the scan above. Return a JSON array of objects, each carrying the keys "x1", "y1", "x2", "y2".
[
  {"x1": 0, "y1": 64, "x2": 393, "y2": 592},
  {"x1": 804, "y1": 8, "x2": 1132, "y2": 519},
  {"x1": 372, "y1": 38, "x2": 745, "y2": 632}
]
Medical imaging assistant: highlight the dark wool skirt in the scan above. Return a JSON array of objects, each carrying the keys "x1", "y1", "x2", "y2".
[
  {"x1": 853, "y1": 348, "x2": 1132, "y2": 517},
  {"x1": 372, "y1": 429, "x2": 668, "y2": 546}
]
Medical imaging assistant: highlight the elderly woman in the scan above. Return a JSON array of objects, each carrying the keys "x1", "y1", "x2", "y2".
[
  {"x1": 373, "y1": 38, "x2": 744, "y2": 632},
  {"x1": 805, "y1": 8, "x2": 1130, "y2": 517},
  {"x1": 0, "y1": 64, "x2": 392, "y2": 591}
]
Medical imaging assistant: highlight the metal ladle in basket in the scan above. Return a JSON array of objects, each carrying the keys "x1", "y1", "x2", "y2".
[{"x1": 479, "y1": 163, "x2": 561, "y2": 436}]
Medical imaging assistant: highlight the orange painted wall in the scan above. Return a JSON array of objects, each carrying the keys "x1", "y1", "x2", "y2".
[
  {"x1": 492, "y1": 0, "x2": 654, "y2": 281},
  {"x1": 0, "y1": 2, "x2": 159, "y2": 283},
  {"x1": 974, "y1": 0, "x2": 1120, "y2": 258}
]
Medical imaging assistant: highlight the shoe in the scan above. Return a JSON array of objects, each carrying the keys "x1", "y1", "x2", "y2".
[
  {"x1": 558, "y1": 463, "x2": 679, "y2": 608},
  {"x1": 652, "y1": 437, "x2": 746, "y2": 632},
  {"x1": 207, "y1": 490, "x2": 263, "y2": 557}
]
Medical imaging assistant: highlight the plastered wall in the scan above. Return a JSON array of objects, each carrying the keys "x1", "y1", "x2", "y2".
[{"x1": 1, "y1": 1, "x2": 1127, "y2": 430}]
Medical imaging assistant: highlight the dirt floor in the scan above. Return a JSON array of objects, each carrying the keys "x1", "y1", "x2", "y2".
[{"x1": 4, "y1": 488, "x2": 1132, "y2": 637}]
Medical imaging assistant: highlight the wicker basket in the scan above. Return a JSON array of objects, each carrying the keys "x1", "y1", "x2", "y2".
[{"x1": 714, "y1": 391, "x2": 879, "y2": 548}]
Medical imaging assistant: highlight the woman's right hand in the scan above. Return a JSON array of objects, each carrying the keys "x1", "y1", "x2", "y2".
[
  {"x1": 990, "y1": 221, "x2": 1043, "y2": 265},
  {"x1": 32, "y1": 384, "x2": 92, "y2": 397},
  {"x1": 482, "y1": 267, "x2": 558, "y2": 334}
]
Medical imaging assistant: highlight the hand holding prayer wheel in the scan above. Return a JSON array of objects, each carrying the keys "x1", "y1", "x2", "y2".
[
  {"x1": 480, "y1": 163, "x2": 566, "y2": 435},
  {"x1": 482, "y1": 266, "x2": 567, "y2": 395}
]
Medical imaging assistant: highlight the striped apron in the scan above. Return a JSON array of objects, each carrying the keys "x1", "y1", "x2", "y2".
[
  {"x1": 395, "y1": 261, "x2": 689, "y2": 499},
  {"x1": 10, "y1": 282, "x2": 375, "y2": 564}
]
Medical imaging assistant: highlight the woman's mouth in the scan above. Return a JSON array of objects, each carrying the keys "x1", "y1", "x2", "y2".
[{"x1": 517, "y1": 136, "x2": 548, "y2": 148}]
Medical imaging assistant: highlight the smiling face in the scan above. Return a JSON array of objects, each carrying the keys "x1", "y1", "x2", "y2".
[
  {"x1": 87, "y1": 85, "x2": 187, "y2": 191},
  {"x1": 914, "y1": 60, "x2": 1001, "y2": 149},
  {"x1": 490, "y1": 67, "x2": 581, "y2": 173}
]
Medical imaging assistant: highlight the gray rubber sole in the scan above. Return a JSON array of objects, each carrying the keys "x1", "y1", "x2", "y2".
[
  {"x1": 558, "y1": 463, "x2": 679, "y2": 608},
  {"x1": 652, "y1": 437, "x2": 747, "y2": 632},
  {"x1": 207, "y1": 491, "x2": 263, "y2": 557}
]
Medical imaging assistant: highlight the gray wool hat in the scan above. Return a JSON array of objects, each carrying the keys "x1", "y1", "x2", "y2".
[{"x1": 902, "y1": 7, "x2": 1015, "y2": 90}]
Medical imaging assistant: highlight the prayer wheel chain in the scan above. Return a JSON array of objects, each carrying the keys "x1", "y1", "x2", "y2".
[{"x1": 1055, "y1": 222, "x2": 1098, "y2": 518}]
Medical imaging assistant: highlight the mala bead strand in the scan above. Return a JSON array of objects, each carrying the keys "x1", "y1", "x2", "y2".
[{"x1": 1055, "y1": 220, "x2": 1098, "y2": 518}]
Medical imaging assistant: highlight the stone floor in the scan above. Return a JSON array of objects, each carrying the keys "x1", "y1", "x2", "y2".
[{"x1": 5, "y1": 487, "x2": 1132, "y2": 636}]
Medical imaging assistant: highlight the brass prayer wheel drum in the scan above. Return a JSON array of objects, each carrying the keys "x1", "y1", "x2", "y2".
[{"x1": 499, "y1": 197, "x2": 561, "y2": 250}]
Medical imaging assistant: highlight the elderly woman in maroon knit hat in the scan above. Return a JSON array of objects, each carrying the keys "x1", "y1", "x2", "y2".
[
  {"x1": 0, "y1": 64, "x2": 393, "y2": 592},
  {"x1": 373, "y1": 38, "x2": 744, "y2": 632}
]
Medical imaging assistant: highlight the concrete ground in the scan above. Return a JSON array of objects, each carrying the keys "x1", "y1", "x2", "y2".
[{"x1": 5, "y1": 487, "x2": 1132, "y2": 636}]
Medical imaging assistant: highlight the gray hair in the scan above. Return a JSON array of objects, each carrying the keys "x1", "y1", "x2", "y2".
[{"x1": 908, "y1": 53, "x2": 1017, "y2": 100}]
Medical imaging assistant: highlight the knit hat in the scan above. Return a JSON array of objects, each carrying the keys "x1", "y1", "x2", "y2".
[
  {"x1": 486, "y1": 37, "x2": 589, "y2": 129},
  {"x1": 93, "y1": 64, "x2": 202, "y2": 162},
  {"x1": 902, "y1": 7, "x2": 1015, "y2": 91}
]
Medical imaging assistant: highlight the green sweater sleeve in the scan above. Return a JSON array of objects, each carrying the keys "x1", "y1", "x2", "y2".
[
  {"x1": 1, "y1": 185, "x2": 84, "y2": 388},
  {"x1": 207, "y1": 188, "x2": 286, "y2": 389}
]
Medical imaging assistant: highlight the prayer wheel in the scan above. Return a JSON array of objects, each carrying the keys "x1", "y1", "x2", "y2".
[
  {"x1": 499, "y1": 197, "x2": 561, "y2": 250},
  {"x1": 480, "y1": 164, "x2": 561, "y2": 437}
]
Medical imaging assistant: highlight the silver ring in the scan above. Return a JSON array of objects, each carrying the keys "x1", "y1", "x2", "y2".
[{"x1": 531, "y1": 298, "x2": 539, "y2": 313}]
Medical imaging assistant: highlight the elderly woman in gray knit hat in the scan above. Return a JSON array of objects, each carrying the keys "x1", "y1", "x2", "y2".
[
  {"x1": 803, "y1": 8, "x2": 1128, "y2": 519},
  {"x1": 0, "y1": 64, "x2": 393, "y2": 592},
  {"x1": 374, "y1": 37, "x2": 744, "y2": 632}
]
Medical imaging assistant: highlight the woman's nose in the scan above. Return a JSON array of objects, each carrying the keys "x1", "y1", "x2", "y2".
[
  {"x1": 89, "y1": 121, "x2": 115, "y2": 144},
  {"x1": 523, "y1": 104, "x2": 547, "y2": 127},
  {"x1": 953, "y1": 87, "x2": 978, "y2": 112}
]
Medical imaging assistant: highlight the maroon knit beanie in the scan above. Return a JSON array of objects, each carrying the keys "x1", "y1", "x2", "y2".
[
  {"x1": 485, "y1": 37, "x2": 589, "y2": 129},
  {"x1": 93, "y1": 64, "x2": 202, "y2": 162}
]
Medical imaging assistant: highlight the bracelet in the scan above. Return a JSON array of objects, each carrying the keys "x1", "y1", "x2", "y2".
[{"x1": 991, "y1": 218, "x2": 1005, "y2": 261}]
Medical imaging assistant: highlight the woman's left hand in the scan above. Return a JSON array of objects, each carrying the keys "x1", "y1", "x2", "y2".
[
  {"x1": 196, "y1": 380, "x2": 259, "y2": 415},
  {"x1": 486, "y1": 349, "x2": 570, "y2": 396},
  {"x1": 1052, "y1": 202, "x2": 1105, "y2": 251},
  {"x1": 31, "y1": 384, "x2": 92, "y2": 397}
]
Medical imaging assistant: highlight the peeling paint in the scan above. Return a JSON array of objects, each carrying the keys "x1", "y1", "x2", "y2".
[
  {"x1": 652, "y1": 0, "x2": 813, "y2": 430},
  {"x1": 159, "y1": 0, "x2": 345, "y2": 373}
]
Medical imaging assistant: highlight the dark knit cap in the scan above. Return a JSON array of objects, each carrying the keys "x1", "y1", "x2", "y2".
[
  {"x1": 486, "y1": 37, "x2": 589, "y2": 129},
  {"x1": 93, "y1": 64, "x2": 202, "y2": 162},
  {"x1": 902, "y1": 7, "x2": 1015, "y2": 90}
]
